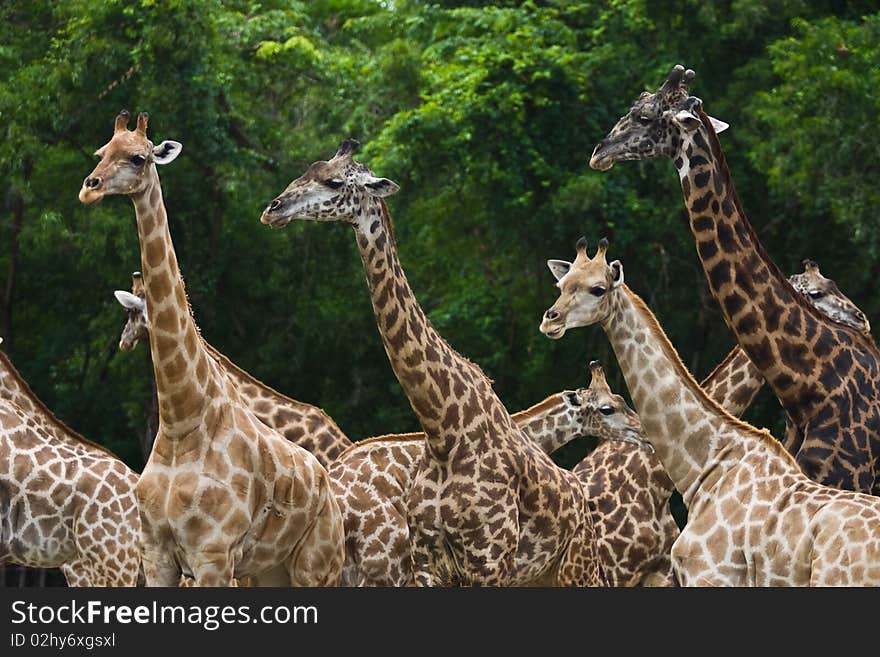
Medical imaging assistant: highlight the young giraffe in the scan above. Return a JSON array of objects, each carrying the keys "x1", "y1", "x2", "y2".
[
  {"x1": 261, "y1": 140, "x2": 601, "y2": 586},
  {"x1": 114, "y1": 272, "x2": 159, "y2": 461},
  {"x1": 0, "y1": 340, "x2": 141, "y2": 586},
  {"x1": 573, "y1": 361, "x2": 678, "y2": 587},
  {"x1": 330, "y1": 386, "x2": 596, "y2": 586},
  {"x1": 540, "y1": 238, "x2": 880, "y2": 586},
  {"x1": 701, "y1": 258, "x2": 872, "y2": 421},
  {"x1": 79, "y1": 111, "x2": 344, "y2": 586},
  {"x1": 114, "y1": 271, "x2": 352, "y2": 468},
  {"x1": 590, "y1": 64, "x2": 880, "y2": 494}
]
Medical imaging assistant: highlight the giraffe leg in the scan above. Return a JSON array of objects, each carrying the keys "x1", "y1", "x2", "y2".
[
  {"x1": 61, "y1": 563, "x2": 90, "y2": 587},
  {"x1": 556, "y1": 523, "x2": 603, "y2": 587},
  {"x1": 188, "y1": 551, "x2": 235, "y2": 587},
  {"x1": 141, "y1": 550, "x2": 181, "y2": 587},
  {"x1": 286, "y1": 493, "x2": 345, "y2": 587}
]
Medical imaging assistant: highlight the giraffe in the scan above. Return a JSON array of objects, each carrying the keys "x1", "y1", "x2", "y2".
[
  {"x1": 0, "y1": 340, "x2": 141, "y2": 586},
  {"x1": 540, "y1": 238, "x2": 880, "y2": 586},
  {"x1": 573, "y1": 361, "x2": 679, "y2": 587},
  {"x1": 114, "y1": 272, "x2": 158, "y2": 461},
  {"x1": 79, "y1": 110, "x2": 344, "y2": 586},
  {"x1": 114, "y1": 271, "x2": 352, "y2": 468},
  {"x1": 261, "y1": 140, "x2": 601, "y2": 586},
  {"x1": 330, "y1": 385, "x2": 597, "y2": 586},
  {"x1": 701, "y1": 258, "x2": 872, "y2": 420},
  {"x1": 590, "y1": 64, "x2": 880, "y2": 494}
]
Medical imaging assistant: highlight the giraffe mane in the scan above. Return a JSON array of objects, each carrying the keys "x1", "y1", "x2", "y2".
[
  {"x1": 696, "y1": 105, "x2": 876, "y2": 350},
  {"x1": 378, "y1": 197, "x2": 397, "y2": 250},
  {"x1": 0, "y1": 352, "x2": 123, "y2": 459},
  {"x1": 510, "y1": 393, "x2": 565, "y2": 423},
  {"x1": 336, "y1": 431, "x2": 425, "y2": 460},
  {"x1": 625, "y1": 285, "x2": 800, "y2": 468}
]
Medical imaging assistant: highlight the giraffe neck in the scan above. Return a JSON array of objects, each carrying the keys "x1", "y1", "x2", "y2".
[
  {"x1": 131, "y1": 169, "x2": 213, "y2": 439},
  {"x1": 699, "y1": 345, "x2": 764, "y2": 418},
  {"x1": 510, "y1": 393, "x2": 580, "y2": 455},
  {"x1": 0, "y1": 352, "x2": 119, "y2": 458},
  {"x1": 600, "y1": 285, "x2": 750, "y2": 506},
  {"x1": 675, "y1": 110, "x2": 853, "y2": 423},
  {"x1": 352, "y1": 200, "x2": 512, "y2": 457}
]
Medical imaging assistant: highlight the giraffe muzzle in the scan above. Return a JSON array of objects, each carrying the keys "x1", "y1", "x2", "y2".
[
  {"x1": 78, "y1": 176, "x2": 105, "y2": 205},
  {"x1": 589, "y1": 142, "x2": 615, "y2": 171},
  {"x1": 540, "y1": 310, "x2": 565, "y2": 339},
  {"x1": 260, "y1": 199, "x2": 292, "y2": 227}
]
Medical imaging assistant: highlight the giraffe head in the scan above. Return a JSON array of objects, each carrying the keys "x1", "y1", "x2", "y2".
[
  {"x1": 113, "y1": 272, "x2": 148, "y2": 352},
  {"x1": 79, "y1": 110, "x2": 182, "y2": 205},
  {"x1": 540, "y1": 237, "x2": 624, "y2": 339},
  {"x1": 260, "y1": 139, "x2": 399, "y2": 228},
  {"x1": 582, "y1": 361, "x2": 649, "y2": 449},
  {"x1": 789, "y1": 259, "x2": 871, "y2": 334},
  {"x1": 589, "y1": 64, "x2": 728, "y2": 171}
]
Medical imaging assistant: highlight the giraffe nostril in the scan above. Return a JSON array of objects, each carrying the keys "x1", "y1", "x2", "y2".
[
  {"x1": 546, "y1": 310, "x2": 559, "y2": 321},
  {"x1": 269, "y1": 198, "x2": 282, "y2": 211},
  {"x1": 85, "y1": 176, "x2": 102, "y2": 189}
]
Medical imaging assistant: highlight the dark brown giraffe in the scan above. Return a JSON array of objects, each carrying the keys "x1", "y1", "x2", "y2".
[
  {"x1": 261, "y1": 140, "x2": 602, "y2": 586},
  {"x1": 702, "y1": 258, "x2": 872, "y2": 422},
  {"x1": 590, "y1": 65, "x2": 880, "y2": 494}
]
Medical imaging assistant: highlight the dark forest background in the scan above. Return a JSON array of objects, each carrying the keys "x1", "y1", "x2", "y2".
[{"x1": 1, "y1": 0, "x2": 878, "y2": 476}]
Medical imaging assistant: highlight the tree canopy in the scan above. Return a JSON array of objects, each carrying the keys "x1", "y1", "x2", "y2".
[{"x1": 1, "y1": 0, "x2": 878, "y2": 479}]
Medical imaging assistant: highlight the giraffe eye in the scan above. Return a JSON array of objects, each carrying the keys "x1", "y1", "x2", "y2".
[
  {"x1": 599, "y1": 405, "x2": 615, "y2": 416},
  {"x1": 808, "y1": 290, "x2": 824, "y2": 299},
  {"x1": 590, "y1": 286, "x2": 606, "y2": 297},
  {"x1": 130, "y1": 155, "x2": 146, "y2": 166},
  {"x1": 637, "y1": 116, "x2": 652, "y2": 124},
  {"x1": 324, "y1": 178, "x2": 344, "y2": 189}
]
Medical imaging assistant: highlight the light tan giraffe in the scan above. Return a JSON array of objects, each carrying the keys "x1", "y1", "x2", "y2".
[
  {"x1": 0, "y1": 340, "x2": 141, "y2": 586},
  {"x1": 701, "y1": 258, "x2": 872, "y2": 420},
  {"x1": 330, "y1": 386, "x2": 595, "y2": 586},
  {"x1": 262, "y1": 140, "x2": 601, "y2": 586},
  {"x1": 114, "y1": 271, "x2": 353, "y2": 468},
  {"x1": 573, "y1": 361, "x2": 679, "y2": 587},
  {"x1": 79, "y1": 111, "x2": 343, "y2": 586},
  {"x1": 114, "y1": 273, "x2": 158, "y2": 461},
  {"x1": 540, "y1": 238, "x2": 880, "y2": 585}
]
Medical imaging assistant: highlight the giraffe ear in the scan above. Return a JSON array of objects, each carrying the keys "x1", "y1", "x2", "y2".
[
  {"x1": 361, "y1": 174, "x2": 400, "y2": 198},
  {"x1": 673, "y1": 109, "x2": 701, "y2": 132},
  {"x1": 707, "y1": 116, "x2": 729, "y2": 134},
  {"x1": 610, "y1": 260, "x2": 624, "y2": 288},
  {"x1": 114, "y1": 290, "x2": 145, "y2": 311},
  {"x1": 547, "y1": 260, "x2": 572, "y2": 281},
  {"x1": 152, "y1": 140, "x2": 182, "y2": 165}
]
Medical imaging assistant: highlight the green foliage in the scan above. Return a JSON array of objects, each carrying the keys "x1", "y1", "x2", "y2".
[{"x1": 1, "y1": 0, "x2": 878, "y2": 491}]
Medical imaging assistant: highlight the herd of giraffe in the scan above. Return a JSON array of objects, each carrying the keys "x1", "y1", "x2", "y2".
[{"x1": 2, "y1": 63, "x2": 879, "y2": 587}]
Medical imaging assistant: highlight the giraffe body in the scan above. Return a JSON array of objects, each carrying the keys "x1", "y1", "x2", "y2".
[
  {"x1": 330, "y1": 387, "x2": 602, "y2": 586},
  {"x1": 115, "y1": 273, "x2": 352, "y2": 468},
  {"x1": 80, "y1": 112, "x2": 343, "y2": 586},
  {"x1": 262, "y1": 141, "x2": 601, "y2": 586},
  {"x1": 541, "y1": 240, "x2": 880, "y2": 586},
  {"x1": 701, "y1": 259, "x2": 872, "y2": 420},
  {"x1": 0, "y1": 351, "x2": 141, "y2": 586},
  {"x1": 590, "y1": 65, "x2": 880, "y2": 494}
]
